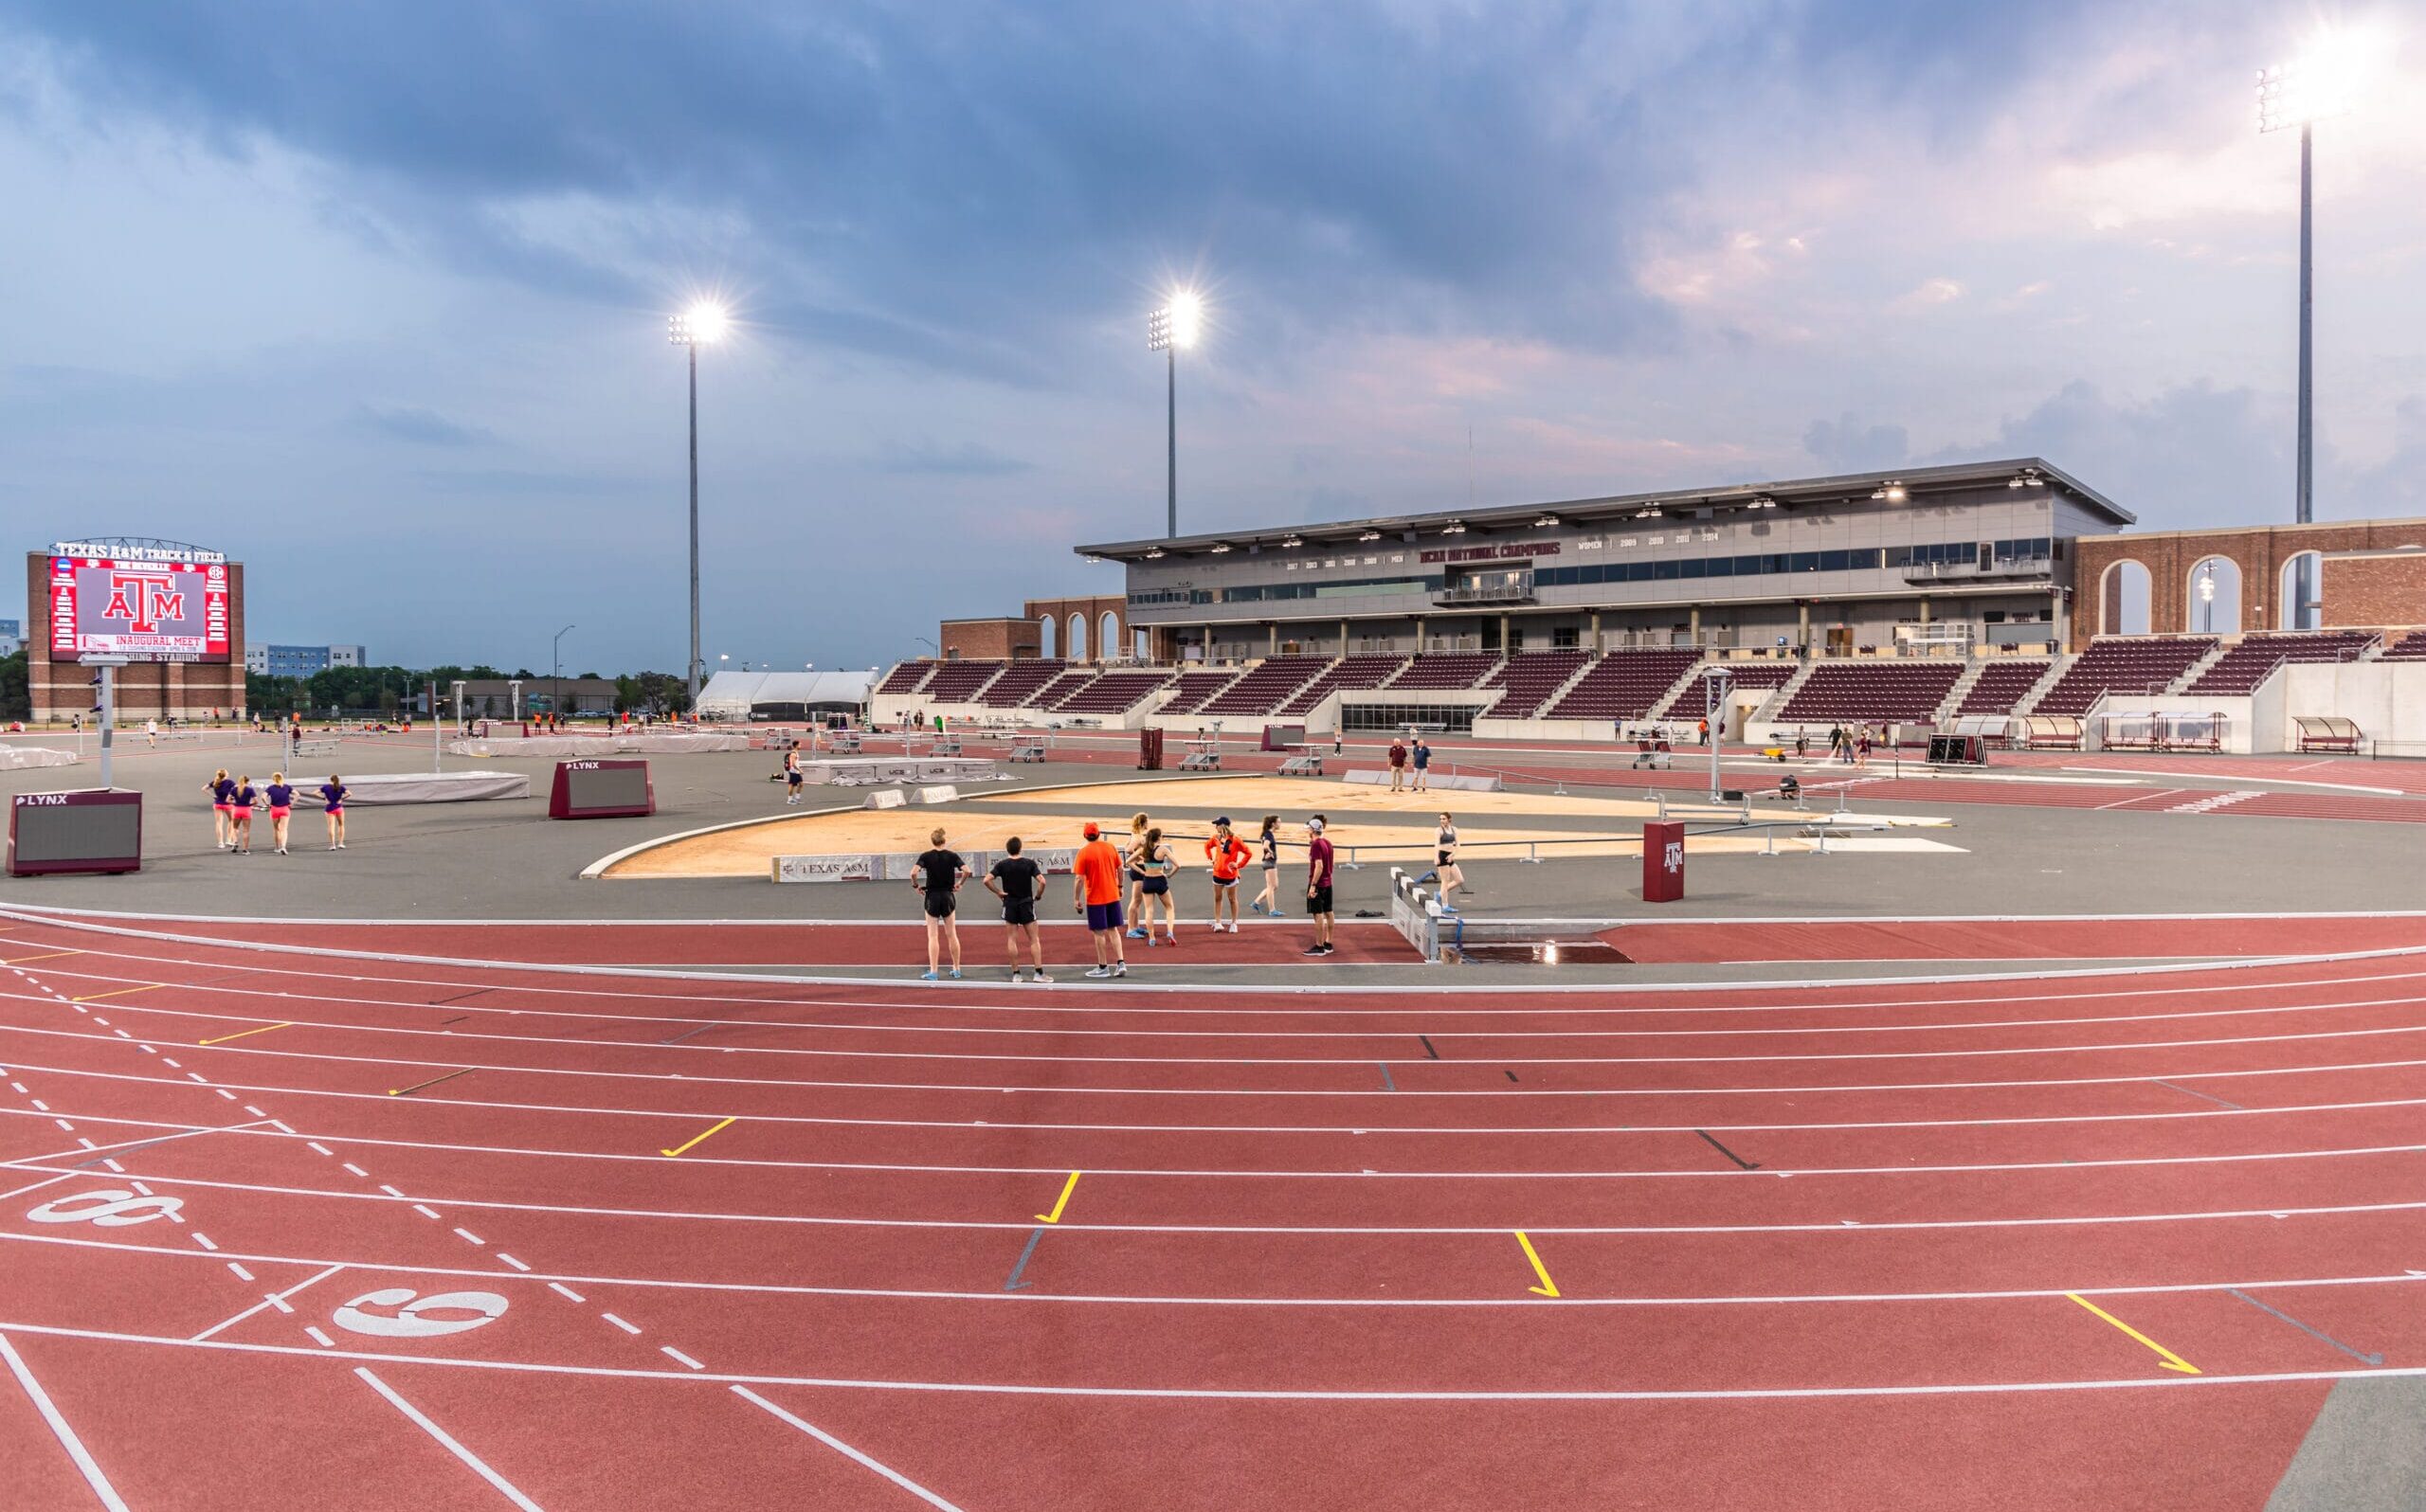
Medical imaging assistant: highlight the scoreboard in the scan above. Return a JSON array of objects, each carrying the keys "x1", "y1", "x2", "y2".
[
  {"x1": 47, "y1": 547, "x2": 231, "y2": 664},
  {"x1": 9, "y1": 790, "x2": 144, "y2": 876},
  {"x1": 548, "y1": 759, "x2": 656, "y2": 819}
]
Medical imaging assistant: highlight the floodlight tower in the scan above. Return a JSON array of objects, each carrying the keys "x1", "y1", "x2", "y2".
[
  {"x1": 2258, "y1": 37, "x2": 2360, "y2": 628},
  {"x1": 1147, "y1": 291, "x2": 1202, "y2": 538},
  {"x1": 668, "y1": 301, "x2": 729, "y2": 708}
]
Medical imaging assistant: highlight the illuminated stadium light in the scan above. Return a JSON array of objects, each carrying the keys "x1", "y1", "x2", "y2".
[
  {"x1": 667, "y1": 301, "x2": 728, "y2": 346},
  {"x1": 2008, "y1": 468, "x2": 2045, "y2": 489},
  {"x1": 1634, "y1": 503, "x2": 1664, "y2": 519},
  {"x1": 668, "y1": 298, "x2": 731, "y2": 711},
  {"x1": 1281, "y1": 534, "x2": 1304, "y2": 548},
  {"x1": 1147, "y1": 288, "x2": 1204, "y2": 540},
  {"x1": 1143, "y1": 547, "x2": 1166, "y2": 559},
  {"x1": 1357, "y1": 530, "x2": 1383, "y2": 542},
  {"x1": 1745, "y1": 495, "x2": 1779, "y2": 510},
  {"x1": 1208, "y1": 542, "x2": 1233, "y2": 553},
  {"x1": 1440, "y1": 520, "x2": 1468, "y2": 535},
  {"x1": 2256, "y1": 35, "x2": 2369, "y2": 135},
  {"x1": 2257, "y1": 29, "x2": 2370, "y2": 624},
  {"x1": 1533, "y1": 514, "x2": 1561, "y2": 528},
  {"x1": 1873, "y1": 480, "x2": 1908, "y2": 503}
]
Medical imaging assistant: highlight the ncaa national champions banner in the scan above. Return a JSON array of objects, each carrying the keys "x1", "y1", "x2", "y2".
[{"x1": 47, "y1": 546, "x2": 232, "y2": 663}]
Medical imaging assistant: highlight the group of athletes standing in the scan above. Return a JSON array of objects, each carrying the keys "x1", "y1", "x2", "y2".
[
  {"x1": 204, "y1": 769, "x2": 349, "y2": 855},
  {"x1": 905, "y1": 807, "x2": 1406, "y2": 981}
]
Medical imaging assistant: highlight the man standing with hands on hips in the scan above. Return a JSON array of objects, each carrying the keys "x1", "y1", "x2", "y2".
[{"x1": 1303, "y1": 815, "x2": 1336, "y2": 957}]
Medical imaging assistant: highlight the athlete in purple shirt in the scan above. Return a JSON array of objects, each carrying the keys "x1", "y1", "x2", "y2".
[
  {"x1": 1303, "y1": 816, "x2": 1336, "y2": 957},
  {"x1": 319, "y1": 777, "x2": 349, "y2": 850}
]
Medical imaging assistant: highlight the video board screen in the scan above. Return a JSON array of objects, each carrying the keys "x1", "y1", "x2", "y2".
[
  {"x1": 47, "y1": 553, "x2": 231, "y2": 663},
  {"x1": 9, "y1": 791, "x2": 144, "y2": 876}
]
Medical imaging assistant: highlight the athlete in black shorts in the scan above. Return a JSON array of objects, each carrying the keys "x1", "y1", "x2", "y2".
[
  {"x1": 985, "y1": 837, "x2": 1051, "y2": 983},
  {"x1": 913, "y1": 827, "x2": 969, "y2": 981}
]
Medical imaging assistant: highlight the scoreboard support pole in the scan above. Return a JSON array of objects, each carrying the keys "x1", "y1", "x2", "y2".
[{"x1": 87, "y1": 656, "x2": 128, "y2": 792}]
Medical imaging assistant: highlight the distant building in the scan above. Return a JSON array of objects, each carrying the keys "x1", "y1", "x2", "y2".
[
  {"x1": 457, "y1": 677, "x2": 618, "y2": 719},
  {"x1": 0, "y1": 616, "x2": 20, "y2": 657},
  {"x1": 246, "y1": 642, "x2": 370, "y2": 678}
]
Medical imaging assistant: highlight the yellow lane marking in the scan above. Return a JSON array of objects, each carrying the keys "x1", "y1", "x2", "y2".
[
  {"x1": 389, "y1": 1068, "x2": 475, "y2": 1097},
  {"x1": 1, "y1": 951, "x2": 81, "y2": 966},
  {"x1": 1036, "y1": 1171, "x2": 1082, "y2": 1225},
  {"x1": 71, "y1": 985, "x2": 159, "y2": 1004},
  {"x1": 661, "y1": 1117, "x2": 736, "y2": 1160},
  {"x1": 1515, "y1": 1230, "x2": 1561, "y2": 1298},
  {"x1": 2066, "y1": 1293, "x2": 2200, "y2": 1375},
  {"x1": 197, "y1": 1022, "x2": 293, "y2": 1047}
]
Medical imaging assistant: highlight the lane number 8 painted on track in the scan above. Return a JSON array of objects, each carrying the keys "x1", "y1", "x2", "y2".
[
  {"x1": 333, "y1": 1287, "x2": 510, "y2": 1339},
  {"x1": 27, "y1": 1189, "x2": 185, "y2": 1226}
]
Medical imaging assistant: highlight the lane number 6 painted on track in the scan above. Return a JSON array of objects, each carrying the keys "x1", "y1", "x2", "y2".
[
  {"x1": 26, "y1": 1189, "x2": 185, "y2": 1226},
  {"x1": 332, "y1": 1287, "x2": 510, "y2": 1339}
]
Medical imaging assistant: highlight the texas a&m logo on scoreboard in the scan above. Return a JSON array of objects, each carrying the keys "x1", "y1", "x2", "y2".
[{"x1": 48, "y1": 549, "x2": 232, "y2": 663}]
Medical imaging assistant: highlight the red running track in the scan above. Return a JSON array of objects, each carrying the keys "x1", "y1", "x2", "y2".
[
  {"x1": 1603, "y1": 914, "x2": 2426, "y2": 963},
  {"x1": 5, "y1": 907, "x2": 2426, "y2": 1508}
]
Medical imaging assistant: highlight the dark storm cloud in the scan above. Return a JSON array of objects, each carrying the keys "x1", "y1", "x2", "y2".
[{"x1": 8, "y1": 1, "x2": 1691, "y2": 368}]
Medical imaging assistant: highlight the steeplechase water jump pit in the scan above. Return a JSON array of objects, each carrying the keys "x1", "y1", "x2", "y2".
[{"x1": 590, "y1": 775, "x2": 1961, "y2": 879}]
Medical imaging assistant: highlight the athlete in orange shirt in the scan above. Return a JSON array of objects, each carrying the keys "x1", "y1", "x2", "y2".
[
  {"x1": 1073, "y1": 822, "x2": 1130, "y2": 979},
  {"x1": 1204, "y1": 816, "x2": 1250, "y2": 934}
]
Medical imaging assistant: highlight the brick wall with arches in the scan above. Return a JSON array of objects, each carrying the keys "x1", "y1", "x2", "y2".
[{"x1": 2070, "y1": 518, "x2": 2426, "y2": 647}]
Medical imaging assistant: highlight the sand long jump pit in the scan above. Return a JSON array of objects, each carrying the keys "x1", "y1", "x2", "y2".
[{"x1": 598, "y1": 775, "x2": 1959, "y2": 879}]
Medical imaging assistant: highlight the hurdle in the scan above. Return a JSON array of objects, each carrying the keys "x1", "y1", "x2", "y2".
[
  {"x1": 1276, "y1": 753, "x2": 1323, "y2": 777},
  {"x1": 1008, "y1": 740, "x2": 1047, "y2": 763}
]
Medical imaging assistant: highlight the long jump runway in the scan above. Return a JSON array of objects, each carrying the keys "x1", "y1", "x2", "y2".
[{"x1": 5, "y1": 910, "x2": 2426, "y2": 1507}]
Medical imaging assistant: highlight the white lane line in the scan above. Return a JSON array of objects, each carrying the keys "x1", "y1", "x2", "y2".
[
  {"x1": 600, "y1": 1312, "x2": 641, "y2": 1335},
  {"x1": 22, "y1": 994, "x2": 2426, "y2": 1069},
  {"x1": 0, "y1": 1329, "x2": 131, "y2": 1512},
  {"x1": 304, "y1": 1325, "x2": 335, "y2": 1347},
  {"x1": 10, "y1": 1224, "x2": 2426, "y2": 1308},
  {"x1": 9, "y1": 1158, "x2": 2423, "y2": 1237},
  {"x1": 342, "y1": 1163, "x2": 368, "y2": 1177},
  {"x1": 9, "y1": 1097, "x2": 2426, "y2": 1178},
  {"x1": 412, "y1": 1205, "x2": 442, "y2": 1220},
  {"x1": 496, "y1": 1253, "x2": 531, "y2": 1272},
  {"x1": 189, "y1": 1233, "x2": 218, "y2": 1251},
  {"x1": 159, "y1": 1059, "x2": 178, "y2": 1069},
  {"x1": 733, "y1": 1384, "x2": 968, "y2": 1511},
  {"x1": 9, "y1": 1311, "x2": 2426, "y2": 1402},
  {"x1": 452, "y1": 1228, "x2": 484, "y2": 1247},
  {"x1": 8, "y1": 906, "x2": 2423, "y2": 1007},
  {"x1": 190, "y1": 1264, "x2": 345, "y2": 1343},
  {"x1": 661, "y1": 1345, "x2": 704, "y2": 1370},
  {"x1": 353, "y1": 1367, "x2": 546, "y2": 1511},
  {"x1": 242, "y1": 1106, "x2": 264, "y2": 1117},
  {"x1": 28, "y1": 1099, "x2": 47, "y2": 1111},
  {"x1": 306, "y1": 1142, "x2": 331, "y2": 1156},
  {"x1": 12, "y1": 1040, "x2": 2426, "y2": 1114},
  {"x1": 226, "y1": 1262, "x2": 255, "y2": 1283}
]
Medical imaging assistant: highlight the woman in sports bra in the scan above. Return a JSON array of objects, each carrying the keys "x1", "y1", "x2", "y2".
[
  {"x1": 1131, "y1": 826, "x2": 1181, "y2": 945},
  {"x1": 1124, "y1": 811, "x2": 1152, "y2": 940},
  {"x1": 1250, "y1": 814, "x2": 1285, "y2": 917}
]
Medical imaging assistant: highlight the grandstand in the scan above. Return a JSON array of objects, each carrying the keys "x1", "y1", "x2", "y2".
[
  {"x1": 1054, "y1": 669, "x2": 1173, "y2": 714},
  {"x1": 975, "y1": 659, "x2": 1068, "y2": 707},
  {"x1": 2030, "y1": 636, "x2": 2215, "y2": 715},
  {"x1": 2186, "y1": 630, "x2": 2376, "y2": 694},
  {"x1": 1487, "y1": 650, "x2": 1593, "y2": 718},
  {"x1": 922, "y1": 659, "x2": 1005, "y2": 703},
  {"x1": 1277, "y1": 655, "x2": 1406, "y2": 715},
  {"x1": 1776, "y1": 660, "x2": 1964, "y2": 725},
  {"x1": 1161, "y1": 668, "x2": 1241, "y2": 714},
  {"x1": 1545, "y1": 647, "x2": 1700, "y2": 721},
  {"x1": 2382, "y1": 628, "x2": 2426, "y2": 661},
  {"x1": 1957, "y1": 658, "x2": 2053, "y2": 714},
  {"x1": 1385, "y1": 652, "x2": 1503, "y2": 690},
  {"x1": 1202, "y1": 657, "x2": 1331, "y2": 716}
]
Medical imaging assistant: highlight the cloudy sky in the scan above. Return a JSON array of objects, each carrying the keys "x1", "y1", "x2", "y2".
[{"x1": 2, "y1": 1, "x2": 2419, "y2": 672}]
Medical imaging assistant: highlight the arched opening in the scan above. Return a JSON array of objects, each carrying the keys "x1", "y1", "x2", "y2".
[
  {"x1": 2098, "y1": 559, "x2": 2152, "y2": 636},
  {"x1": 1132, "y1": 626, "x2": 1150, "y2": 661},
  {"x1": 1067, "y1": 612, "x2": 1089, "y2": 662},
  {"x1": 2280, "y1": 551, "x2": 2323, "y2": 631},
  {"x1": 1099, "y1": 612, "x2": 1121, "y2": 662},
  {"x1": 2187, "y1": 555, "x2": 2242, "y2": 636},
  {"x1": 1038, "y1": 615, "x2": 1057, "y2": 658}
]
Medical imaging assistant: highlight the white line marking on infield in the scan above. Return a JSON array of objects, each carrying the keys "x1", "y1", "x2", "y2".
[
  {"x1": 0, "y1": 1330, "x2": 131, "y2": 1511},
  {"x1": 354, "y1": 1367, "x2": 547, "y2": 1511},
  {"x1": 733, "y1": 1384, "x2": 968, "y2": 1511}
]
